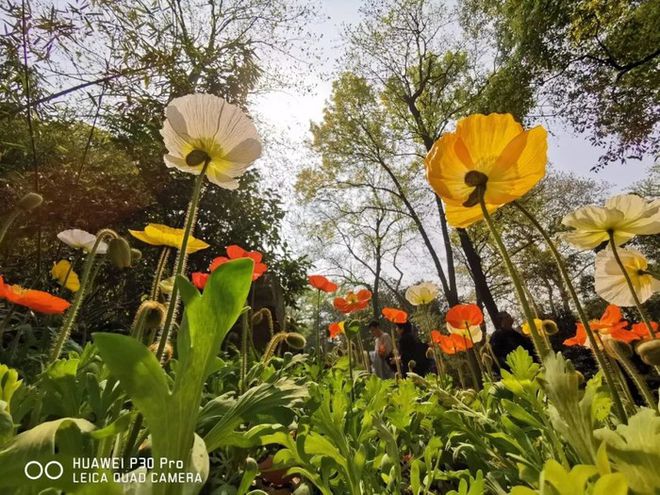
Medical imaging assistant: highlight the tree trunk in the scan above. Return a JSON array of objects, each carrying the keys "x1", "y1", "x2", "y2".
[{"x1": 457, "y1": 228, "x2": 499, "y2": 322}]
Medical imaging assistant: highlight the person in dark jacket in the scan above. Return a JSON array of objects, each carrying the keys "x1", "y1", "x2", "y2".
[
  {"x1": 395, "y1": 321, "x2": 431, "y2": 376},
  {"x1": 489, "y1": 311, "x2": 537, "y2": 372}
]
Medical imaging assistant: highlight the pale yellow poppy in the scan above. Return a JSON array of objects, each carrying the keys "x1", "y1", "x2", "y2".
[
  {"x1": 595, "y1": 247, "x2": 659, "y2": 306},
  {"x1": 405, "y1": 282, "x2": 439, "y2": 306},
  {"x1": 562, "y1": 194, "x2": 660, "y2": 250}
]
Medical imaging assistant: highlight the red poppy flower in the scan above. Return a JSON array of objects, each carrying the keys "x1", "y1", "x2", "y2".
[
  {"x1": 0, "y1": 276, "x2": 70, "y2": 314},
  {"x1": 446, "y1": 304, "x2": 483, "y2": 329},
  {"x1": 333, "y1": 289, "x2": 372, "y2": 314},
  {"x1": 430, "y1": 330, "x2": 472, "y2": 355},
  {"x1": 382, "y1": 307, "x2": 408, "y2": 324},
  {"x1": 308, "y1": 275, "x2": 338, "y2": 293},
  {"x1": 631, "y1": 321, "x2": 658, "y2": 340},
  {"x1": 192, "y1": 244, "x2": 268, "y2": 289},
  {"x1": 328, "y1": 321, "x2": 345, "y2": 338}
]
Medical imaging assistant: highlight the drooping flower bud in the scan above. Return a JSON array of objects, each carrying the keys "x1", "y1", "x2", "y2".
[
  {"x1": 284, "y1": 332, "x2": 307, "y2": 350},
  {"x1": 542, "y1": 320, "x2": 559, "y2": 335},
  {"x1": 16, "y1": 192, "x2": 43, "y2": 211},
  {"x1": 636, "y1": 339, "x2": 660, "y2": 366},
  {"x1": 130, "y1": 248, "x2": 142, "y2": 265},
  {"x1": 108, "y1": 237, "x2": 132, "y2": 269}
]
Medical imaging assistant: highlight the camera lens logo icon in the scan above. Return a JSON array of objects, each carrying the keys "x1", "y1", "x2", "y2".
[{"x1": 24, "y1": 460, "x2": 64, "y2": 480}]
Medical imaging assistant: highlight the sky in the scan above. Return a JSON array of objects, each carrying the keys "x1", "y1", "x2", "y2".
[{"x1": 251, "y1": 0, "x2": 653, "y2": 195}]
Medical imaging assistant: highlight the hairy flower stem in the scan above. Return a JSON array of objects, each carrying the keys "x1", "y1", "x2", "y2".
[
  {"x1": 356, "y1": 333, "x2": 370, "y2": 372},
  {"x1": 262, "y1": 332, "x2": 288, "y2": 362},
  {"x1": 0, "y1": 209, "x2": 21, "y2": 249},
  {"x1": 478, "y1": 196, "x2": 548, "y2": 358},
  {"x1": 347, "y1": 336, "x2": 355, "y2": 404},
  {"x1": 315, "y1": 289, "x2": 322, "y2": 364},
  {"x1": 609, "y1": 345, "x2": 656, "y2": 409},
  {"x1": 607, "y1": 233, "x2": 657, "y2": 339},
  {"x1": 514, "y1": 202, "x2": 628, "y2": 422},
  {"x1": 157, "y1": 159, "x2": 210, "y2": 360},
  {"x1": 49, "y1": 229, "x2": 117, "y2": 364},
  {"x1": 150, "y1": 247, "x2": 171, "y2": 301},
  {"x1": 240, "y1": 308, "x2": 250, "y2": 394},
  {"x1": 389, "y1": 329, "x2": 403, "y2": 378}
]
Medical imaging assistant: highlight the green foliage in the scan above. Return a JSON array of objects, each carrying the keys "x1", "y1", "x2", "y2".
[
  {"x1": 594, "y1": 408, "x2": 660, "y2": 494},
  {"x1": 462, "y1": 0, "x2": 659, "y2": 165},
  {"x1": 95, "y1": 259, "x2": 252, "y2": 493}
]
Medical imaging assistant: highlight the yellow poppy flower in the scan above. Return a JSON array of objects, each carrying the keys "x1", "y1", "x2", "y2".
[
  {"x1": 51, "y1": 260, "x2": 80, "y2": 292},
  {"x1": 405, "y1": 282, "x2": 439, "y2": 306},
  {"x1": 160, "y1": 94, "x2": 262, "y2": 190},
  {"x1": 562, "y1": 194, "x2": 660, "y2": 250},
  {"x1": 595, "y1": 247, "x2": 660, "y2": 306},
  {"x1": 129, "y1": 224, "x2": 209, "y2": 253},
  {"x1": 425, "y1": 113, "x2": 547, "y2": 227}
]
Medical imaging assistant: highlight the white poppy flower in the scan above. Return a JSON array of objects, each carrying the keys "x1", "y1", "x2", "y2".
[
  {"x1": 160, "y1": 93, "x2": 262, "y2": 189},
  {"x1": 405, "y1": 282, "x2": 439, "y2": 306},
  {"x1": 57, "y1": 229, "x2": 108, "y2": 254},
  {"x1": 595, "y1": 247, "x2": 660, "y2": 306},
  {"x1": 562, "y1": 194, "x2": 660, "y2": 250}
]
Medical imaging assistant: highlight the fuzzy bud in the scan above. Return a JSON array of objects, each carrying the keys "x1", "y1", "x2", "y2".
[
  {"x1": 636, "y1": 340, "x2": 660, "y2": 366},
  {"x1": 542, "y1": 320, "x2": 559, "y2": 335},
  {"x1": 284, "y1": 332, "x2": 307, "y2": 350},
  {"x1": 130, "y1": 248, "x2": 142, "y2": 265},
  {"x1": 604, "y1": 339, "x2": 632, "y2": 359},
  {"x1": 142, "y1": 301, "x2": 166, "y2": 330},
  {"x1": 16, "y1": 192, "x2": 43, "y2": 211},
  {"x1": 108, "y1": 237, "x2": 132, "y2": 269}
]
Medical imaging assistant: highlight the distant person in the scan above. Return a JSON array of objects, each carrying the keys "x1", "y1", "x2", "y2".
[
  {"x1": 369, "y1": 320, "x2": 395, "y2": 379},
  {"x1": 489, "y1": 311, "x2": 536, "y2": 372},
  {"x1": 395, "y1": 321, "x2": 431, "y2": 376}
]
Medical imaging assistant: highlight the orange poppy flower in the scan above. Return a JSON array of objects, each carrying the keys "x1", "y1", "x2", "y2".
[
  {"x1": 631, "y1": 321, "x2": 658, "y2": 340},
  {"x1": 0, "y1": 276, "x2": 70, "y2": 314},
  {"x1": 333, "y1": 289, "x2": 372, "y2": 314},
  {"x1": 563, "y1": 305, "x2": 641, "y2": 347},
  {"x1": 192, "y1": 244, "x2": 268, "y2": 288},
  {"x1": 308, "y1": 275, "x2": 338, "y2": 293},
  {"x1": 328, "y1": 321, "x2": 345, "y2": 338},
  {"x1": 446, "y1": 304, "x2": 483, "y2": 328},
  {"x1": 382, "y1": 307, "x2": 408, "y2": 324},
  {"x1": 563, "y1": 323, "x2": 588, "y2": 347},
  {"x1": 430, "y1": 330, "x2": 472, "y2": 355}
]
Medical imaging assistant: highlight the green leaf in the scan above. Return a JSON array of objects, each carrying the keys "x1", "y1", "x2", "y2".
[
  {"x1": 94, "y1": 333, "x2": 170, "y2": 432},
  {"x1": 0, "y1": 418, "x2": 96, "y2": 491},
  {"x1": 594, "y1": 408, "x2": 660, "y2": 494},
  {"x1": 202, "y1": 379, "x2": 307, "y2": 452},
  {"x1": 592, "y1": 473, "x2": 628, "y2": 495},
  {"x1": 0, "y1": 364, "x2": 22, "y2": 411}
]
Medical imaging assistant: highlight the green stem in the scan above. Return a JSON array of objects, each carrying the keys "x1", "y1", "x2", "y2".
[
  {"x1": 240, "y1": 308, "x2": 250, "y2": 394},
  {"x1": 347, "y1": 336, "x2": 355, "y2": 404},
  {"x1": 49, "y1": 229, "x2": 117, "y2": 364},
  {"x1": 608, "y1": 234, "x2": 657, "y2": 339},
  {"x1": 150, "y1": 247, "x2": 171, "y2": 301},
  {"x1": 315, "y1": 289, "x2": 322, "y2": 364},
  {"x1": 514, "y1": 202, "x2": 628, "y2": 423},
  {"x1": 156, "y1": 159, "x2": 210, "y2": 360},
  {"x1": 390, "y1": 329, "x2": 403, "y2": 379},
  {"x1": 609, "y1": 344, "x2": 656, "y2": 409},
  {"x1": 0, "y1": 209, "x2": 21, "y2": 248},
  {"x1": 478, "y1": 197, "x2": 548, "y2": 358}
]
